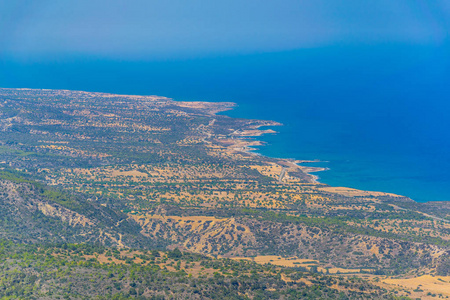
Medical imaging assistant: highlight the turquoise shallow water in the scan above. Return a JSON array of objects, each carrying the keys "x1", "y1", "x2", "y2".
[{"x1": 1, "y1": 44, "x2": 449, "y2": 202}]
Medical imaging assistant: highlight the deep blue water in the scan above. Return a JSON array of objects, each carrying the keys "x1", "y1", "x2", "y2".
[{"x1": 1, "y1": 44, "x2": 449, "y2": 202}]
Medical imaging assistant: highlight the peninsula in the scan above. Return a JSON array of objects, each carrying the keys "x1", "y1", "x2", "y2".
[{"x1": 0, "y1": 88, "x2": 449, "y2": 299}]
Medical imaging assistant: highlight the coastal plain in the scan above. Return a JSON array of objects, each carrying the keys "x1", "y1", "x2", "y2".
[{"x1": 0, "y1": 88, "x2": 449, "y2": 299}]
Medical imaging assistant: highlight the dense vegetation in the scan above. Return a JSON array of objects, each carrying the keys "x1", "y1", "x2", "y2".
[{"x1": 0, "y1": 240, "x2": 405, "y2": 299}]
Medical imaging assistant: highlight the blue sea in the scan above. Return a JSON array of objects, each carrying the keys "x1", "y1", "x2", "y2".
[{"x1": 1, "y1": 43, "x2": 449, "y2": 202}]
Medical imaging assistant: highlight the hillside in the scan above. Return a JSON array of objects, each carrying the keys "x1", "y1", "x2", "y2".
[{"x1": 0, "y1": 88, "x2": 450, "y2": 299}]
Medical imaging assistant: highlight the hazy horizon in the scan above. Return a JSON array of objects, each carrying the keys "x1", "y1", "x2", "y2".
[
  {"x1": 1, "y1": 1, "x2": 450, "y2": 202},
  {"x1": 1, "y1": 0, "x2": 449, "y2": 60}
]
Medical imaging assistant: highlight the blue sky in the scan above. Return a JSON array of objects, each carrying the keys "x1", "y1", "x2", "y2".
[{"x1": 0, "y1": 0, "x2": 449, "y2": 59}]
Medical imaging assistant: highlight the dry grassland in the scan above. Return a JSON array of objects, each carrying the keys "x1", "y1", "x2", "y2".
[
  {"x1": 230, "y1": 255, "x2": 373, "y2": 274},
  {"x1": 383, "y1": 275, "x2": 450, "y2": 298}
]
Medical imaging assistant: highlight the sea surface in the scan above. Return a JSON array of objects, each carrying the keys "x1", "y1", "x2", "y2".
[{"x1": 1, "y1": 43, "x2": 449, "y2": 202}]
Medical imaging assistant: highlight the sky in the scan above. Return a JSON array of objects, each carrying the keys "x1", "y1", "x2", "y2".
[{"x1": 0, "y1": 0, "x2": 449, "y2": 60}]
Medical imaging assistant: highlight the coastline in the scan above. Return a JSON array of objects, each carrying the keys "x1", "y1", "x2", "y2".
[
  {"x1": 210, "y1": 101, "x2": 406, "y2": 196},
  {"x1": 2, "y1": 81, "x2": 450, "y2": 298},
  {"x1": 0, "y1": 87, "x2": 406, "y2": 198},
  {"x1": 212, "y1": 105, "x2": 329, "y2": 185}
]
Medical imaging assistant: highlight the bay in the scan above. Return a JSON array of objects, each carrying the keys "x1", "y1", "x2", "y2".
[{"x1": 1, "y1": 43, "x2": 449, "y2": 202}]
